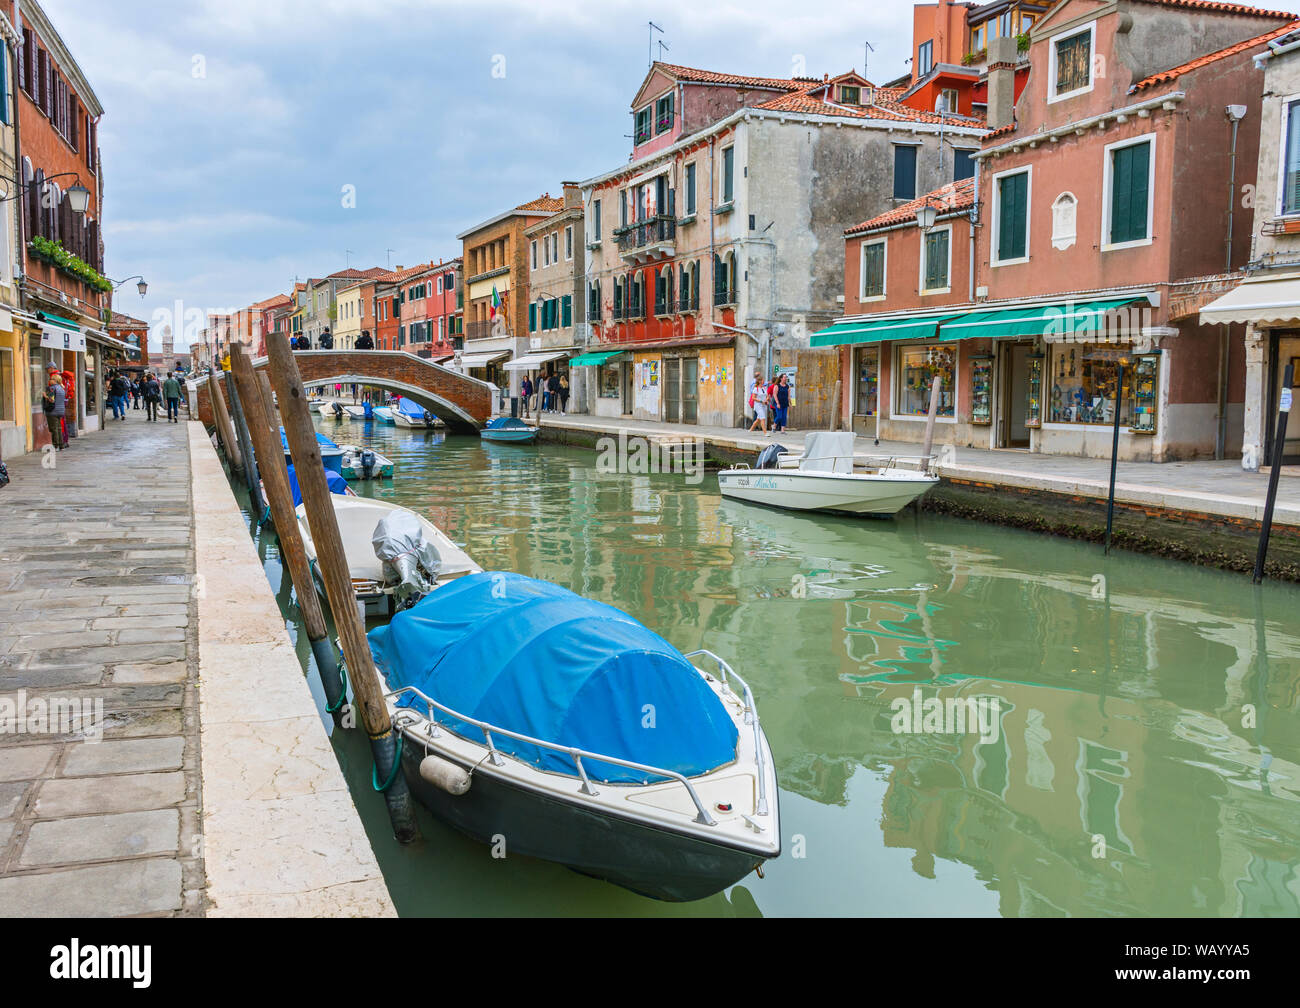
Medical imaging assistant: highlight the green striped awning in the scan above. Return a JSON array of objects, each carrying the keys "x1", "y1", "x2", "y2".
[
  {"x1": 809, "y1": 313, "x2": 957, "y2": 348},
  {"x1": 936, "y1": 298, "x2": 1148, "y2": 342},
  {"x1": 38, "y1": 311, "x2": 81, "y2": 332},
  {"x1": 568, "y1": 350, "x2": 627, "y2": 366}
]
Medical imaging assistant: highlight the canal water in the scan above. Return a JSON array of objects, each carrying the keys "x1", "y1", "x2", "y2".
[{"x1": 241, "y1": 410, "x2": 1300, "y2": 916}]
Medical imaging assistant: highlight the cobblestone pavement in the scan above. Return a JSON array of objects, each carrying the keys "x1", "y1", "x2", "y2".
[{"x1": 0, "y1": 417, "x2": 204, "y2": 916}]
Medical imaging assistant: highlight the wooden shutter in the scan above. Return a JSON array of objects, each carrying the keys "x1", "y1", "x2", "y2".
[
  {"x1": 562, "y1": 295, "x2": 571, "y2": 328},
  {"x1": 1111, "y1": 142, "x2": 1150, "y2": 244},
  {"x1": 925, "y1": 231, "x2": 949, "y2": 289},
  {"x1": 998, "y1": 172, "x2": 1027, "y2": 261},
  {"x1": 863, "y1": 243, "x2": 883, "y2": 296},
  {"x1": 529, "y1": 302, "x2": 536, "y2": 332}
]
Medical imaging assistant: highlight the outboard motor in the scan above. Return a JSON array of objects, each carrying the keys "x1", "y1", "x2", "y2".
[
  {"x1": 372, "y1": 512, "x2": 441, "y2": 611},
  {"x1": 331, "y1": 402, "x2": 344, "y2": 418},
  {"x1": 422, "y1": 409, "x2": 433, "y2": 426},
  {"x1": 755, "y1": 443, "x2": 788, "y2": 470},
  {"x1": 359, "y1": 448, "x2": 377, "y2": 480}
]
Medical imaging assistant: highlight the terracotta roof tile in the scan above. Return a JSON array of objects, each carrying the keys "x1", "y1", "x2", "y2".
[
  {"x1": 1139, "y1": 0, "x2": 1296, "y2": 18},
  {"x1": 755, "y1": 81, "x2": 985, "y2": 126},
  {"x1": 654, "y1": 62, "x2": 806, "y2": 91},
  {"x1": 107, "y1": 311, "x2": 148, "y2": 328},
  {"x1": 515, "y1": 193, "x2": 565, "y2": 213},
  {"x1": 247, "y1": 293, "x2": 292, "y2": 311},
  {"x1": 1130, "y1": 18, "x2": 1299, "y2": 91},
  {"x1": 845, "y1": 177, "x2": 977, "y2": 236},
  {"x1": 326, "y1": 266, "x2": 387, "y2": 280}
]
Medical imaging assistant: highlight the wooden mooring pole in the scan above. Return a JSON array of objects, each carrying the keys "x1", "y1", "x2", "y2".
[
  {"x1": 224, "y1": 371, "x2": 264, "y2": 517},
  {"x1": 229, "y1": 347, "x2": 347, "y2": 715},
  {"x1": 1104, "y1": 363, "x2": 1125, "y2": 555},
  {"x1": 207, "y1": 365, "x2": 244, "y2": 478},
  {"x1": 920, "y1": 375, "x2": 942, "y2": 461},
  {"x1": 264, "y1": 331, "x2": 420, "y2": 843},
  {"x1": 1253, "y1": 362, "x2": 1293, "y2": 584}
]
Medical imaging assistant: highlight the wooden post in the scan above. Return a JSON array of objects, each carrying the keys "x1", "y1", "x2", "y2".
[
  {"x1": 264, "y1": 330, "x2": 420, "y2": 843},
  {"x1": 225, "y1": 371, "x2": 264, "y2": 518},
  {"x1": 921, "y1": 375, "x2": 942, "y2": 461},
  {"x1": 1104, "y1": 362, "x2": 1125, "y2": 556},
  {"x1": 830, "y1": 379, "x2": 843, "y2": 432},
  {"x1": 229, "y1": 347, "x2": 346, "y2": 715},
  {"x1": 1253, "y1": 362, "x2": 1293, "y2": 583},
  {"x1": 207, "y1": 365, "x2": 244, "y2": 478}
]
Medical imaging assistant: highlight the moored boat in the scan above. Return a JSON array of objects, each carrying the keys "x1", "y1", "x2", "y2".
[
  {"x1": 368, "y1": 572, "x2": 780, "y2": 901},
  {"x1": 337, "y1": 444, "x2": 395, "y2": 480},
  {"x1": 391, "y1": 398, "x2": 439, "y2": 428},
  {"x1": 374, "y1": 407, "x2": 395, "y2": 424},
  {"x1": 296, "y1": 495, "x2": 480, "y2": 617},
  {"x1": 281, "y1": 427, "x2": 345, "y2": 475},
  {"x1": 717, "y1": 432, "x2": 938, "y2": 517},
  {"x1": 343, "y1": 404, "x2": 368, "y2": 420},
  {"x1": 480, "y1": 416, "x2": 539, "y2": 444}
]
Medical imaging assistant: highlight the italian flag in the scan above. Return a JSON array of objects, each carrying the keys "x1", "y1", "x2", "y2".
[{"x1": 490, "y1": 286, "x2": 501, "y2": 320}]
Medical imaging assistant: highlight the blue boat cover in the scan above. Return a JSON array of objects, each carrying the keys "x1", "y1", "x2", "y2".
[
  {"x1": 485, "y1": 416, "x2": 532, "y2": 430},
  {"x1": 395, "y1": 398, "x2": 430, "y2": 419},
  {"x1": 285, "y1": 463, "x2": 349, "y2": 507},
  {"x1": 280, "y1": 427, "x2": 339, "y2": 451},
  {"x1": 369, "y1": 572, "x2": 739, "y2": 784}
]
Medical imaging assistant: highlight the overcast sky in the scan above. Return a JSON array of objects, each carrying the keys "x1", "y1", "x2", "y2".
[{"x1": 49, "y1": 0, "x2": 920, "y2": 350}]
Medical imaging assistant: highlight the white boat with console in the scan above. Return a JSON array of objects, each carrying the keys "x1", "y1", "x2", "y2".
[
  {"x1": 717, "y1": 431, "x2": 938, "y2": 516},
  {"x1": 369, "y1": 572, "x2": 780, "y2": 901},
  {"x1": 297, "y1": 495, "x2": 480, "y2": 617}
]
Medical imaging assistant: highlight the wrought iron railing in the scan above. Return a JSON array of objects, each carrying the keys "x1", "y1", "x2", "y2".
[{"x1": 616, "y1": 215, "x2": 676, "y2": 254}]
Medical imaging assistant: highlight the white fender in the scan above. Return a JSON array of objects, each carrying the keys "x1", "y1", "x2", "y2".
[{"x1": 419, "y1": 754, "x2": 471, "y2": 795}]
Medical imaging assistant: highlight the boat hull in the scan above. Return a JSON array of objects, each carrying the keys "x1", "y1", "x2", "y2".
[
  {"x1": 480, "y1": 429, "x2": 538, "y2": 444},
  {"x1": 717, "y1": 468, "x2": 936, "y2": 516},
  {"x1": 398, "y1": 739, "x2": 769, "y2": 902},
  {"x1": 374, "y1": 408, "x2": 395, "y2": 424},
  {"x1": 392, "y1": 413, "x2": 434, "y2": 428}
]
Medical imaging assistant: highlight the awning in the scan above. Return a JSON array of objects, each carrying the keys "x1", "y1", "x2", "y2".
[
  {"x1": 458, "y1": 350, "x2": 509, "y2": 369},
  {"x1": 937, "y1": 297, "x2": 1149, "y2": 343},
  {"x1": 85, "y1": 329, "x2": 136, "y2": 355},
  {"x1": 502, "y1": 350, "x2": 569, "y2": 372},
  {"x1": 38, "y1": 311, "x2": 86, "y2": 352},
  {"x1": 1199, "y1": 273, "x2": 1300, "y2": 326},
  {"x1": 810, "y1": 313, "x2": 957, "y2": 347},
  {"x1": 569, "y1": 350, "x2": 629, "y2": 366}
]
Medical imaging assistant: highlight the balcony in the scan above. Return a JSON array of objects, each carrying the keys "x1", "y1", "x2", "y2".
[
  {"x1": 611, "y1": 300, "x2": 646, "y2": 322},
  {"x1": 676, "y1": 295, "x2": 700, "y2": 314},
  {"x1": 465, "y1": 319, "x2": 501, "y2": 341},
  {"x1": 715, "y1": 286, "x2": 737, "y2": 308},
  {"x1": 615, "y1": 215, "x2": 676, "y2": 264}
]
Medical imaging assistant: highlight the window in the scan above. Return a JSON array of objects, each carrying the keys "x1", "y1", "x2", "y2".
[
  {"x1": 1050, "y1": 24, "x2": 1094, "y2": 101},
  {"x1": 635, "y1": 106, "x2": 652, "y2": 144},
  {"x1": 0, "y1": 347, "x2": 12, "y2": 421},
  {"x1": 562, "y1": 295, "x2": 572, "y2": 328},
  {"x1": 529, "y1": 302, "x2": 537, "y2": 333},
  {"x1": 896, "y1": 345, "x2": 955, "y2": 417},
  {"x1": 593, "y1": 199, "x2": 602, "y2": 241},
  {"x1": 940, "y1": 89, "x2": 959, "y2": 115},
  {"x1": 971, "y1": 24, "x2": 987, "y2": 54},
  {"x1": 1048, "y1": 344, "x2": 1134, "y2": 425},
  {"x1": 994, "y1": 169, "x2": 1030, "y2": 263},
  {"x1": 446, "y1": 272, "x2": 454, "y2": 290},
  {"x1": 860, "y1": 240, "x2": 886, "y2": 300},
  {"x1": 620, "y1": 190, "x2": 628, "y2": 227},
  {"x1": 530, "y1": 240, "x2": 537, "y2": 270},
  {"x1": 1105, "y1": 136, "x2": 1153, "y2": 247},
  {"x1": 918, "y1": 40, "x2": 933, "y2": 77},
  {"x1": 551, "y1": 232, "x2": 559, "y2": 262},
  {"x1": 0, "y1": 44, "x2": 8, "y2": 126},
  {"x1": 721, "y1": 147, "x2": 734, "y2": 203},
  {"x1": 685, "y1": 163, "x2": 696, "y2": 215},
  {"x1": 1286, "y1": 101, "x2": 1300, "y2": 215},
  {"x1": 436, "y1": 276, "x2": 443, "y2": 294},
  {"x1": 998, "y1": 11, "x2": 1014, "y2": 37},
  {"x1": 565, "y1": 225, "x2": 573, "y2": 260},
  {"x1": 589, "y1": 279, "x2": 600, "y2": 319},
  {"x1": 542, "y1": 237, "x2": 549, "y2": 267},
  {"x1": 953, "y1": 148, "x2": 975, "y2": 182},
  {"x1": 655, "y1": 93, "x2": 674, "y2": 134},
  {"x1": 840, "y1": 85, "x2": 860, "y2": 105},
  {"x1": 893, "y1": 145, "x2": 917, "y2": 200},
  {"x1": 921, "y1": 227, "x2": 951, "y2": 292}
]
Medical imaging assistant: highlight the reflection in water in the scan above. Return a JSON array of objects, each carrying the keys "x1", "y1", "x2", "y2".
[{"x1": 234, "y1": 413, "x2": 1300, "y2": 916}]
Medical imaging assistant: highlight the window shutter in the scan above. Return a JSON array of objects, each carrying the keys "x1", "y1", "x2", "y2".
[
  {"x1": 998, "y1": 173, "x2": 1027, "y2": 260},
  {"x1": 0, "y1": 45, "x2": 7, "y2": 126},
  {"x1": 562, "y1": 295, "x2": 571, "y2": 328},
  {"x1": 1111, "y1": 142, "x2": 1149, "y2": 244},
  {"x1": 529, "y1": 302, "x2": 536, "y2": 332}
]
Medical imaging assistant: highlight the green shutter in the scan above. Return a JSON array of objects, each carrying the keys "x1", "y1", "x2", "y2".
[
  {"x1": 1111, "y1": 142, "x2": 1150, "y2": 244},
  {"x1": 925, "y1": 231, "x2": 949, "y2": 290},
  {"x1": 529, "y1": 303, "x2": 536, "y2": 332},
  {"x1": 998, "y1": 172, "x2": 1027, "y2": 261},
  {"x1": 562, "y1": 295, "x2": 572, "y2": 327},
  {"x1": 863, "y1": 243, "x2": 884, "y2": 297}
]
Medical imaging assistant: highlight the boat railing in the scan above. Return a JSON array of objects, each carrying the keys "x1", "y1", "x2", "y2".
[
  {"x1": 384, "y1": 684, "x2": 720, "y2": 826},
  {"x1": 683, "y1": 650, "x2": 770, "y2": 818}
]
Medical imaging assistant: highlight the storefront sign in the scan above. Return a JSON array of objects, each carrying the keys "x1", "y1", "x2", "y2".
[{"x1": 40, "y1": 326, "x2": 86, "y2": 353}]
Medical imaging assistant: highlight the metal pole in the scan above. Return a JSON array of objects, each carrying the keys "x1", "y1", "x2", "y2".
[
  {"x1": 229, "y1": 347, "x2": 346, "y2": 716},
  {"x1": 264, "y1": 328, "x2": 420, "y2": 843},
  {"x1": 1105, "y1": 362, "x2": 1125, "y2": 555},
  {"x1": 1253, "y1": 362, "x2": 1293, "y2": 584}
]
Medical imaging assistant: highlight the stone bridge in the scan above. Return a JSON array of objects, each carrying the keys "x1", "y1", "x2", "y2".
[{"x1": 191, "y1": 350, "x2": 494, "y2": 433}]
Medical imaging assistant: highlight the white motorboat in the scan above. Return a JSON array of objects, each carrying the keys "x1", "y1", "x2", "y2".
[
  {"x1": 391, "y1": 398, "x2": 441, "y2": 428},
  {"x1": 370, "y1": 571, "x2": 780, "y2": 901},
  {"x1": 343, "y1": 404, "x2": 368, "y2": 420},
  {"x1": 337, "y1": 444, "x2": 394, "y2": 480},
  {"x1": 717, "y1": 432, "x2": 939, "y2": 516},
  {"x1": 296, "y1": 496, "x2": 481, "y2": 617}
]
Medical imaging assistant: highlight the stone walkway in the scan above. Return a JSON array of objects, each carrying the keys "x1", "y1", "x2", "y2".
[
  {"x1": 0, "y1": 415, "x2": 203, "y2": 916},
  {"x1": 538, "y1": 413, "x2": 1300, "y2": 525}
]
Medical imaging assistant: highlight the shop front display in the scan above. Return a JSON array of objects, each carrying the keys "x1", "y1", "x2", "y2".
[
  {"x1": 599, "y1": 363, "x2": 621, "y2": 398},
  {"x1": 1130, "y1": 353, "x2": 1159, "y2": 435},
  {"x1": 1047, "y1": 343, "x2": 1134, "y2": 426},
  {"x1": 896, "y1": 344, "x2": 955, "y2": 418},
  {"x1": 855, "y1": 347, "x2": 878, "y2": 418},
  {"x1": 1026, "y1": 354, "x2": 1042, "y2": 428},
  {"x1": 970, "y1": 356, "x2": 992, "y2": 425}
]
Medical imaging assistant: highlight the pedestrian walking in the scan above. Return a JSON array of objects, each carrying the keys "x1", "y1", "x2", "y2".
[
  {"x1": 547, "y1": 372, "x2": 561, "y2": 414},
  {"x1": 356, "y1": 330, "x2": 374, "y2": 350},
  {"x1": 143, "y1": 372, "x2": 162, "y2": 422},
  {"x1": 319, "y1": 328, "x2": 334, "y2": 350},
  {"x1": 163, "y1": 371, "x2": 183, "y2": 423},
  {"x1": 747, "y1": 376, "x2": 769, "y2": 433},
  {"x1": 42, "y1": 367, "x2": 67, "y2": 449},
  {"x1": 559, "y1": 374, "x2": 570, "y2": 414},
  {"x1": 774, "y1": 373, "x2": 791, "y2": 433},
  {"x1": 131, "y1": 377, "x2": 141, "y2": 409},
  {"x1": 61, "y1": 370, "x2": 77, "y2": 439},
  {"x1": 520, "y1": 376, "x2": 533, "y2": 418},
  {"x1": 109, "y1": 370, "x2": 129, "y2": 420}
]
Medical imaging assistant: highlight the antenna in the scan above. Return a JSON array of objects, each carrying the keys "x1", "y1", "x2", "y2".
[
  {"x1": 864, "y1": 40, "x2": 875, "y2": 77},
  {"x1": 658, "y1": 39, "x2": 670, "y2": 62},
  {"x1": 648, "y1": 21, "x2": 663, "y2": 68},
  {"x1": 344, "y1": 249, "x2": 354, "y2": 268},
  {"x1": 385, "y1": 248, "x2": 396, "y2": 269}
]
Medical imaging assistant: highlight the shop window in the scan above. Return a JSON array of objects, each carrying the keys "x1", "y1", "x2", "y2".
[
  {"x1": 1130, "y1": 353, "x2": 1159, "y2": 435},
  {"x1": 855, "y1": 347, "x2": 878, "y2": 416},
  {"x1": 1047, "y1": 344, "x2": 1136, "y2": 425},
  {"x1": 971, "y1": 356, "x2": 993, "y2": 425},
  {"x1": 896, "y1": 345, "x2": 955, "y2": 417},
  {"x1": 599, "y1": 364, "x2": 621, "y2": 398},
  {"x1": 0, "y1": 346, "x2": 13, "y2": 421}
]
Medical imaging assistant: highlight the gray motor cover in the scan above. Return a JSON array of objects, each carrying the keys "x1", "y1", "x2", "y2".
[{"x1": 371, "y1": 511, "x2": 441, "y2": 608}]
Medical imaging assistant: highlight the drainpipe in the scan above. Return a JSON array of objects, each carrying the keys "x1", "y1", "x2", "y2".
[
  {"x1": 969, "y1": 156, "x2": 979, "y2": 303},
  {"x1": 1220, "y1": 105, "x2": 1247, "y2": 460}
]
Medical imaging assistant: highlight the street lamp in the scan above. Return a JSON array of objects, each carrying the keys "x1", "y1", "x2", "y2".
[
  {"x1": 0, "y1": 172, "x2": 93, "y2": 215},
  {"x1": 108, "y1": 275, "x2": 148, "y2": 297},
  {"x1": 916, "y1": 201, "x2": 938, "y2": 232}
]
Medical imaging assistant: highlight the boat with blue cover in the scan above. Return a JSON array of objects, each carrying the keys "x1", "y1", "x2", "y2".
[
  {"x1": 280, "y1": 427, "x2": 345, "y2": 474},
  {"x1": 479, "y1": 416, "x2": 539, "y2": 443},
  {"x1": 368, "y1": 572, "x2": 780, "y2": 901},
  {"x1": 391, "y1": 397, "x2": 440, "y2": 428}
]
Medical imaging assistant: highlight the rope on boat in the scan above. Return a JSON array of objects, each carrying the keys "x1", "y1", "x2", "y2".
[
  {"x1": 259, "y1": 505, "x2": 271, "y2": 527},
  {"x1": 326, "y1": 649, "x2": 349, "y2": 715},
  {"x1": 372, "y1": 732, "x2": 404, "y2": 792}
]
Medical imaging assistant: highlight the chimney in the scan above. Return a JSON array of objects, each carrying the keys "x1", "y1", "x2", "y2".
[
  {"x1": 562, "y1": 181, "x2": 581, "y2": 208},
  {"x1": 987, "y1": 35, "x2": 1018, "y2": 131}
]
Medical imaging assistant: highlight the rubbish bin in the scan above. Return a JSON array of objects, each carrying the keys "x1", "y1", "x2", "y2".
[{"x1": 510, "y1": 396, "x2": 520, "y2": 419}]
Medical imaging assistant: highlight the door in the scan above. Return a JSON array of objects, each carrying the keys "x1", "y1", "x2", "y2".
[
  {"x1": 1000, "y1": 342, "x2": 1032, "y2": 448},
  {"x1": 1267, "y1": 332, "x2": 1300, "y2": 464},
  {"x1": 853, "y1": 346, "x2": 879, "y2": 437},
  {"x1": 663, "y1": 357, "x2": 682, "y2": 423},
  {"x1": 622, "y1": 362, "x2": 633, "y2": 415},
  {"x1": 681, "y1": 357, "x2": 699, "y2": 424}
]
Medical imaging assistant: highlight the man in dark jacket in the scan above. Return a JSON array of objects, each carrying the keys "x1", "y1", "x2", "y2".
[
  {"x1": 547, "y1": 372, "x2": 561, "y2": 414},
  {"x1": 355, "y1": 330, "x2": 374, "y2": 350},
  {"x1": 319, "y1": 328, "x2": 334, "y2": 349}
]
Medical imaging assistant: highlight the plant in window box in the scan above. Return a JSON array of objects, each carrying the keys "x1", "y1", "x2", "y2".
[
  {"x1": 962, "y1": 48, "x2": 986, "y2": 66},
  {"x1": 1016, "y1": 32, "x2": 1030, "y2": 52}
]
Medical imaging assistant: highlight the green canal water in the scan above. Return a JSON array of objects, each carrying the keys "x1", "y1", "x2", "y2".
[{"x1": 241, "y1": 412, "x2": 1300, "y2": 916}]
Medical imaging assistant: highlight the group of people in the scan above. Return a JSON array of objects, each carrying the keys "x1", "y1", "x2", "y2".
[
  {"x1": 291, "y1": 327, "x2": 374, "y2": 351},
  {"x1": 748, "y1": 372, "x2": 792, "y2": 434},
  {"x1": 519, "y1": 371, "x2": 569, "y2": 418},
  {"x1": 40, "y1": 365, "x2": 75, "y2": 450},
  {"x1": 105, "y1": 369, "x2": 184, "y2": 423}
]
